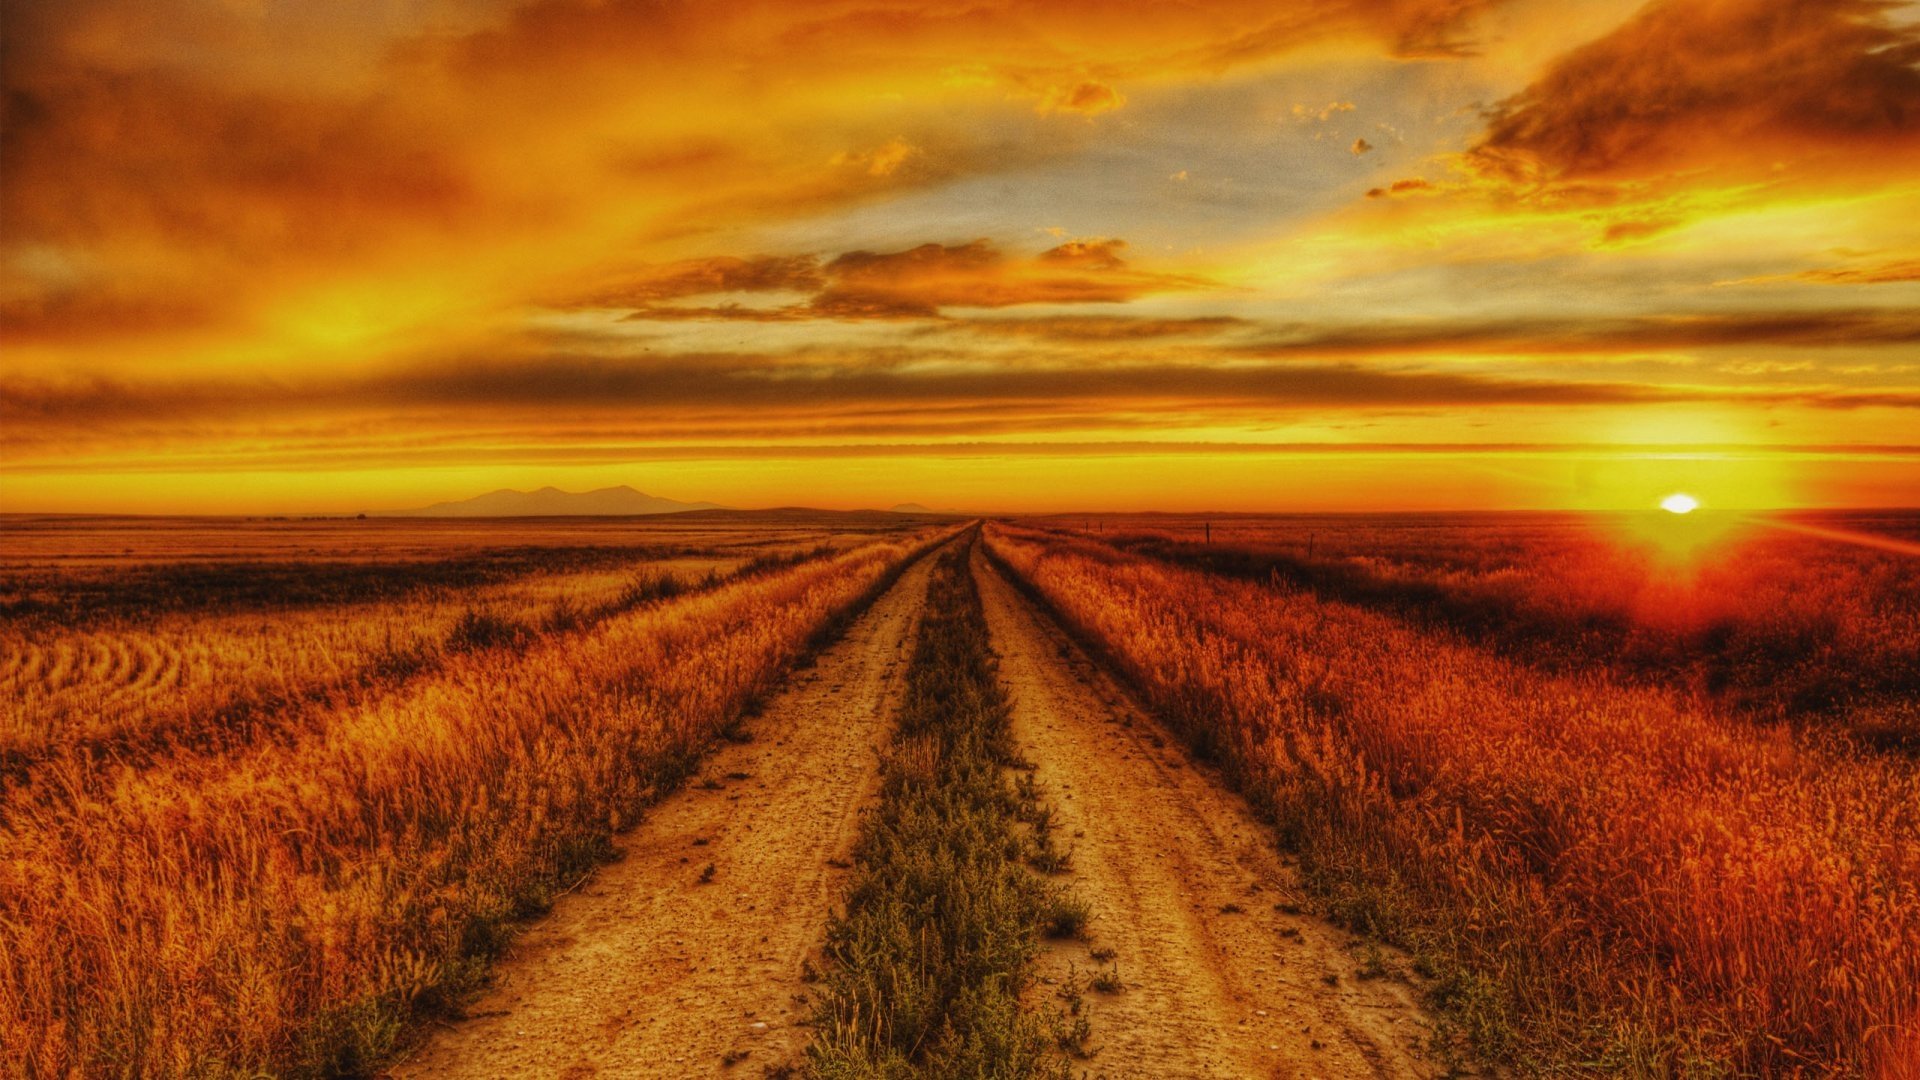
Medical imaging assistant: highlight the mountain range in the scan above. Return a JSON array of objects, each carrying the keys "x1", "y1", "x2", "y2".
[{"x1": 375, "y1": 486, "x2": 727, "y2": 517}]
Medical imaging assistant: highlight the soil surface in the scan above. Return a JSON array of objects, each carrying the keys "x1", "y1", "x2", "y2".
[
  {"x1": 388, "y1": 546, "x2": 942, "y2": 1079},
  {"x1": 972, "y1": 545, "x2": 1440, "y2": 1079}
]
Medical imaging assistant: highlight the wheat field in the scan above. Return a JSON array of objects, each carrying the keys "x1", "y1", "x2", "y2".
[
  {"x1": 986, "y1": 517, "x2": 1920, "y2": 1075},
  {"x1": 0, "y1": 515, "x2": 946, "y2": 1076}
]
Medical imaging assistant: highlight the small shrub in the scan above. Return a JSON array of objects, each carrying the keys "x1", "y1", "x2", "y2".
[{"x1": 445, "y1": 610, "x2": 529, "y2": 652}]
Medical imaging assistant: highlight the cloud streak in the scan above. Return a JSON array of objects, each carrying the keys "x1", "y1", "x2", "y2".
[
  {"x1": 589, "y1": 240, "x2": 1202, "y2": 322},
  {"x1": 1730, "y1": 260, "x2": 1920, "y2": 288},
  {"x1": 10, "y1": 343, "x2": 1918, "y2": 445},
  {"x1": 1235, "y1": 310, "x2": 1920, "y2": 357}
]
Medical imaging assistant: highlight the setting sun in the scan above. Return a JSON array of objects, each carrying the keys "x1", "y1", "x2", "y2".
[{"x1": 1661, "y1": 493, "x2": 1701, "y2": 514}]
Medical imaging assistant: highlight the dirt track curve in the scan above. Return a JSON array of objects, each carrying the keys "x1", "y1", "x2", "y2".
[
  {"x1": 390, "y1": 545, "x2": 941, "y2": 1079},
  {"x1": 973, "y1": 545, "x2": 1439, "y2": 1079}
]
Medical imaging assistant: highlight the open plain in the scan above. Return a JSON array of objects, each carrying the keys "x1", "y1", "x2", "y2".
[{"x1": 4, "y1": 510, "x2": 1918, "y2": 1078}]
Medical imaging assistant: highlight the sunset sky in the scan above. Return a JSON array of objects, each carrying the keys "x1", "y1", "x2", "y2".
[{"x1": 5, "y1": 0, "x2": 1919, "y2": 513}]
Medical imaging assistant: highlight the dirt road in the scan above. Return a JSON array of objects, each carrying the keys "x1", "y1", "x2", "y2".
[
  {"x1": 391, "y1": 535, "x2": 1438, "y2": 1078},
  {"x1": 390, "y1": 546, "x2": 941, "y2": 1079},
  {"x1": 973, "y1": 546, "x2": 1439, "y2": 1079}
]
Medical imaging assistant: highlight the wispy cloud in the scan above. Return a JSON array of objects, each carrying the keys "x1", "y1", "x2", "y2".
[
  {"x1": 584, "y1": 239, "x2": 1204, "y2": 322},
  {"x1": 1234, "y1": 310, "x2": 1920, "y2": 357},
  {"x1": 1725, "y1": 259, "x2": 1920, "y2": 288}
]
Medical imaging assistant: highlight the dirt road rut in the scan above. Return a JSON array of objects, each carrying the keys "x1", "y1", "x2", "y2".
[
  {"x1": 390, "y1": 547, "x2": 941, "y2": 1079},
  {"x1": 974, "y1": 546, "x2": 1438, "y2": 1079}
]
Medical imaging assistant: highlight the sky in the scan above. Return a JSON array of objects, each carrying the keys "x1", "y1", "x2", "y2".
[{"x1": 4, "y1": 0, "x2": 1919, "y2": 513}]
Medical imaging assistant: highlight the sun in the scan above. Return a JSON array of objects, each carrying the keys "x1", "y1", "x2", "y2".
[{"x1": 1618, "y1": 490, "x2": 1743, "y2": 566}]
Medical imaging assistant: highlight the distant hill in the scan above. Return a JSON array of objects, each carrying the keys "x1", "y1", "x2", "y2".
[
  {"x1": 375, "y1": 486, "x2": 727, "y2": 517},
  {"x1": 889, "y1": 503, "x2": 961, "y2": 515}
]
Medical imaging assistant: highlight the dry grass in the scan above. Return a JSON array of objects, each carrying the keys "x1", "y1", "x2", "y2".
[
  {"x1": 0, "y1": 519, "x2": 947, "y2": 1077},
  {"x1": 987, "y1": 521, "x2": 1920, "y2": 1076},
  {"x1": 1040, "y1": 511, "x2": 1920, "y2": 744},
  {"x1": 808, "y1": 535, "x2": 1081, "y2": 1078},
  {"x1": 1, "y1": 558, "x2": 715, "y2": 768}
]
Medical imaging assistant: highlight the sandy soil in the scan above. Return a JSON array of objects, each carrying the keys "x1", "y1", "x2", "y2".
[
  {"x1": 387, "y1": 546, "x2": 942, "y2": 1079},
  {"x1": 973, "y1": 545, "x2": 1440, "y2": 1080}
]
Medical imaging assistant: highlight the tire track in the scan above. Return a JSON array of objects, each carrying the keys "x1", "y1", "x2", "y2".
[
  {"x1": 973, "y1": 545, "x2": 1439, "y2": 1079},
  {"x1": 389, "y1": 543, "x2": 945, "y2": 1079}
]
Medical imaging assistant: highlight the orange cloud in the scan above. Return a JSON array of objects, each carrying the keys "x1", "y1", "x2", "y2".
[
  {"x1": 4, "y1": 0, "x2": 1520, "y2": 355},
  {"x1": 1733, "y1": 259, "x2": 1920, "y2": 287},
  {"x1": 0, "y1": 355, "x2": 1828, "y2": 439},
  {"x1": 13, "y1": 347, "x2": 1920, "y2": 489},
  {"x1": 578, "y1": 257, "x2": 825, "y2": 306},
  {"x1": 1293, "y1": 102, "x2": 1357, "y2": 122},
  {"x1": 1034, "y1": 239, "x2": 1131, "y2": 271},
  {"x1": 1354, "y1": 0, "x2": 1511, "y2": 56},
  {"x1": 836, "y1": 137, "x2": 924, "y2": 177},
  {"x1": 7, "y1": 0, "x2": 1917, "y2": 512},
  {"x1": 1337, "y1": 2, "x2": 1920, "y2": 268},
  {"x1": 1597, "y1": 217, "x2": 1683, "y2": 246},
  {"x1": 1467, "y1": 0, "x2": 1920, "y2": 187},
  {"x1": 601, "y1": 239, "x2": 1201, "y2": 322},
  {"x1": 814, "y1": 238, "x2": 1201, "y2": 314},
  {"x1": 1234, "y1": 309, "x2": 1920, "y2": 357},
  {"x1": 952, "y1": 315, "x2": 1252, "y2": 341},
  {"x1": 1039, "y1": 81, "x2": 1126, "y2": 116},
  {"x1": 1365, "y1": 178, "x2": 1435, "y2": 198},
  {"x1": 1, "y1": 64, "x2": 483, "y2": 344},
  {"x1": 1180, "y1": 0, "x2": 1511, "y2": 63}
]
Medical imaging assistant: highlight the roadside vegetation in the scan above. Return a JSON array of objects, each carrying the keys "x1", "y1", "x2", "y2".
[
  {"x1": 809, "y1": 535, "x2": 1088, "y2": 1078},
  {"x1": 986, "y1": 521, "x2": 1920, "y2": 1077},
  {"x1": 1057, "y1": 512, "x2": 1920, "y2": 748},
  {"x1": 0, "y1": 522, "x2": 947, "y2": 1078}
]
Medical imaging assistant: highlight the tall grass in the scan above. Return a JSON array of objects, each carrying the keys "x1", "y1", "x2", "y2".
[
  {"x1": 809, "y1": 537, "x2": 1083, "y2": 1079},
  {"x1": 0, "y1": 529, "x2": 947, "y2": 1078},
  {"x1": 1065, "y1": 512, "x2": 1920, "y2": 742},
  {"x1": 986, "y1": 523, "x2": 1920, "y2": 1076}
]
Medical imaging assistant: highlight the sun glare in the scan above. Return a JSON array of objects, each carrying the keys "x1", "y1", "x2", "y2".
[{"x1": 1618, "y1": 490, "x2": 1743, "y2": 566}]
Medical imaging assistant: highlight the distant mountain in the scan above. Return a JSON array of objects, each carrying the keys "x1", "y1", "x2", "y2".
[
  {"x1": 889, "y1": 502, "x2": 960, "y2": 515},
  {"x1": 376, "y1": 486, "x2": 727, "y2": 517}
]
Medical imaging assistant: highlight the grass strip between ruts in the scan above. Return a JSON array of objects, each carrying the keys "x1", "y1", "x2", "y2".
[{"x1": 806, "y1": 532, "x2": 1091, "y2": 1078}]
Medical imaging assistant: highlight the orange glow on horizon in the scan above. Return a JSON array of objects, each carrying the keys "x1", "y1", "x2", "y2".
[{"x1": 4, "y1": 0, "x2": 1919, "y2": 513}]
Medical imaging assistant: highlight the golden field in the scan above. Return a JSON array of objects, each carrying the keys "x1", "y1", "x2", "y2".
[
  {"x1": 985, "y1": 515, "x2": 1920, "y2": 1076},
  {"x1": 0, "y1": 514, "x2": 948, "y2": 1077},
  {"x1": 6, "y1": 508, "x2": 1919, "y2": 1077},
  {"x1": 0, "y1": 516, "x2": 881, "y2": 766}
]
